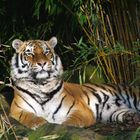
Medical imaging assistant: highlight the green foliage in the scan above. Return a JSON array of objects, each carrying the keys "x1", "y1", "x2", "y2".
[
  {"x1": 0, "y1": 0, "x2": 139, "y2": 84},
  {"x1": 0, "y1": 45, "x2": 12, "y2": 81},
  {"x1": 33, "y1": 0, "x2": 63, "y2": 18},
  {"x1": 0, "y1": 0, "x2": 6, "y2": 16},
  {"x1": 132, "y1": 127, "x2": 140, "y2": 140}
]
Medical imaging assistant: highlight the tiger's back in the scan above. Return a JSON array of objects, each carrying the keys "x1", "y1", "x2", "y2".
[{"x1": 10, "y1": 37, "x2": 140, "y2": 129}]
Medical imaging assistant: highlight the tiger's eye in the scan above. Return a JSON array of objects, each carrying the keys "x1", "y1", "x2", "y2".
[
  {"x1": 24, "y1": 49, "x2": 34, "y2": 57},
  {"x1": 45, "y1": 49, "x2": 49, "y2": 54}
]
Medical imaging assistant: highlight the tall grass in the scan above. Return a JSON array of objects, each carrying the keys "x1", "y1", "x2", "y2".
[
  {"x1": 0, "y1": 0, "x2": 139, "y2": 84},
  {"x1": 60, "y1": 0, "x2": 140, "y2": 84}
]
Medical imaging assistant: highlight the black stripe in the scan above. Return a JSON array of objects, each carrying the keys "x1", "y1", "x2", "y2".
[
  {"x1": 83, "y1": 85, "x2": 102, "y2": 103},
  {"x1": 99, "y1": 91, "x2": 110, "y2": 120},
  {"x1": 41, "y1": 81, "x2": 63, "y2": 105},
  {"x1": 128, "y1": 86, "x2": 133, "y2": 97},
  {"x1": 97, "y1": 92, "x2": 109, "y2": 122},
  {"x1": 16, "y1": 86, "x2": 41, "y2": 105},
  {"x1": 52, "y1": 95, "x2": 66, "y2": 120},
  {"x1": 128, "y1": 86, "x2": 139, "y2": 110},
  {"x1": 16, "y1": 94, "x2": 37, "y2": 113},
  {"x1": 67, "y1": 100, "x2": 75, "y2": 115},
  {"x1": 123, "y1": 86, "x2": 132, "y2": 108},
  {"x1": 95, "y1": 104, "x2": 99, "y2": 121},
  {"x1": 55, "y1": 55, "x2": 59, "y2": 71},
  {"x1": 20, "y1": 53, "x2": 29, "y2": 69},
  {"x1": 51, "y1": 54, "x2": 55, "y2": 65},
  {"x1": 117, "y1": 85, "x2": 126, "y2": 104},
  {"x1": 102, "y1": 91, "x2": 109, "y2": 108},
  {"x1": 15, "y1": 53, "x2": 28, "y2": 72},
  {"x1": 133, "y1": 92, "x2": 137, "y2": 109},
  {"x1": 133, "y1": 91, "x2": 140, "y2": 111}
]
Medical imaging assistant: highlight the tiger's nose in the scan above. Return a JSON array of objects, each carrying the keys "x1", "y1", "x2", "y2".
[{"x1": 37, "y1": 62, "x2": 47, "y2": 67}]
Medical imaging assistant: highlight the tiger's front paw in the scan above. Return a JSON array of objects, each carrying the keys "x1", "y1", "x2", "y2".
[{"x1": 27, "y1": 116, "x2": 47, "y2": 130}]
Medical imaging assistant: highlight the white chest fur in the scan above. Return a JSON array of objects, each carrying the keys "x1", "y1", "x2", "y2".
[{"x1": 14, "y1": 80, "x2": 68, "y2": 124}]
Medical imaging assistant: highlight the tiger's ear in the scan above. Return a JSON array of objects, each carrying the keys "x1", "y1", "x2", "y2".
[
  {"x1": 48, "y1": 37, "x2": 57, "y2": 48},
  {"x1": 12, "y1": 39, "x2": 23, "y2": 50}
]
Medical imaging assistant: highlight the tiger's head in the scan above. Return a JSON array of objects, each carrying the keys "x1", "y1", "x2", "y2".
[{"x1": 11, "y1": 37, "x2": 63, "y2": 83}]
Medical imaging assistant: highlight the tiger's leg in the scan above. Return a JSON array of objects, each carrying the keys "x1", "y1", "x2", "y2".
[
  {"x1": 63, "y1": 111, "x2": 96, "y2": 127},
  {"x1": 63, "y1": 102, "x2": 96, "y2": 127},
  {"x1": 10, "y1": 95, "x2": 46, "y2": 129},
  {"x1": 10, "y1": 109, "x2": 46, "y2": 129},
  {"x1": 110, "y1": 108, "x2": 140, "y2": 124}
]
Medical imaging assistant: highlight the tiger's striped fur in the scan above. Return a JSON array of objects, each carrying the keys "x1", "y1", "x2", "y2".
[{"x1": 10, "y1": 37, "x2": 140, "y2": 129}]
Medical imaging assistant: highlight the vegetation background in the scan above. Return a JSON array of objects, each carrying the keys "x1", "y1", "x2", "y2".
[{"x1": 0, "y1": 0, "x2": 140, "y2": 139}]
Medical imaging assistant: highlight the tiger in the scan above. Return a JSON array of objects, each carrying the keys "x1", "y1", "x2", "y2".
[{"x1": 10, "y1": 37, "x2": 140, "y2": 129}]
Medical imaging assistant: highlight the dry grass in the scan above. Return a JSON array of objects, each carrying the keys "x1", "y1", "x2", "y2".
[{"x1": 0, "y1": 95, "x2": 19, "y2": 140}]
